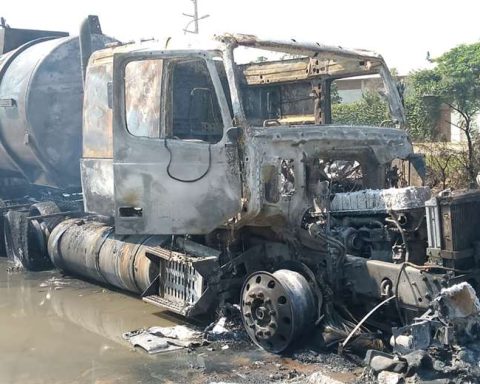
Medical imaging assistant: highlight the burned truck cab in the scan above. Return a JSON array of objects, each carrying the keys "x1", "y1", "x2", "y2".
[
  {"x1": 80, "y1": 34, "x2": 413, "y2": 234},
  {"x1": 55, "y1": 33, "x2": 480, "y2": 353}
]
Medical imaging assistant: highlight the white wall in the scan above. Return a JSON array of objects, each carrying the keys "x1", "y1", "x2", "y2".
[{"x1": 450, "y1": 111, "x2": 480, "y2": 143}]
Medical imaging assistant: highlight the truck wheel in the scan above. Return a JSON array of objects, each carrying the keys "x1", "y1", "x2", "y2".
[
  {"x1": 4, "y1": 202, "x2": 60, "y2": 270},
  {"x1": 240, "y1": 269, "x2": 315, "y2": 353}
]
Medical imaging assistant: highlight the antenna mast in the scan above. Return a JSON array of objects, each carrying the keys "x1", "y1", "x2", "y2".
[{"x1": 183, "y1": 0, "x2": 209, "y2": 34}]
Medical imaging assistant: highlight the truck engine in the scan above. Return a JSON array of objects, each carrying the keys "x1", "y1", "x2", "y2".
[{"x1": 0, "y1": 18, "x2": 479, "y2": 357}]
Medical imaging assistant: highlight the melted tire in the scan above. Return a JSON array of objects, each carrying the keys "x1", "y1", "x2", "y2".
[
  {"x1": 4, "y1": 202, "x2": 61, "y2": 271},
  {"x1": 240, "y1": 269, "x2": 315, "y2": 353}
]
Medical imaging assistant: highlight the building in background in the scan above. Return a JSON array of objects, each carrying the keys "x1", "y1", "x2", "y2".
[{"x1": 335, "y1": 75, "x2": 478, "y2": 142}]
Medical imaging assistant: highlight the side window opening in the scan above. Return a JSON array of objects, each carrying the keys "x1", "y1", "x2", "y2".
[
  {"x1": 124, "y1": 57, "x2": 226, "y2": 144},
  {"x1": 125, "y1": 59, "x2": 163, "y2": 138},
  {"x1": 169, "y1": 59, "x2": 224, "y2": 143}
]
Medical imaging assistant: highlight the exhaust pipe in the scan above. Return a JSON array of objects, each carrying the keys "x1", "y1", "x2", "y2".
[{"x1": 79, "y1": 15, "x2": 102, "y2": 87}]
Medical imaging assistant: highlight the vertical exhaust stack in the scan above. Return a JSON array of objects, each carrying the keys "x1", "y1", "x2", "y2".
[{"x1": 79, "y1": 15, "x2": 103, "y2": 87}]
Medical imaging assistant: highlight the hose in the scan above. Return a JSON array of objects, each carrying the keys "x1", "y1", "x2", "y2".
[
  {"x1": 164, "y1": 138, "x2": 212, "y2": 182},
  {"x1": 339, "y1": 294, "x2": 397, "y2": 353},
  {"x1": 386, "y1": 212, "x2": 409, "y2": 263}
]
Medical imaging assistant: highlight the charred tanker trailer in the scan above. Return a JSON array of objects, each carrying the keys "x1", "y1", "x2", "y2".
[
  {"x1": 1, "y1": 17, "x2": 480, "y2": 354},
  {"x1": 0, "y1": 16, "x2": 115, "y2": 269}
]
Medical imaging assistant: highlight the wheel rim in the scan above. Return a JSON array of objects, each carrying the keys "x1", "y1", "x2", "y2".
[{"x1": 240, "y1": 269, "x2": 315, "y2": 353}]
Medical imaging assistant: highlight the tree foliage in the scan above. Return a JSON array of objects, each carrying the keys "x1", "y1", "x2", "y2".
[
  {"x1": 331, "y1": 42, "x2": 480, "y2": 188},
  {"x1": 403, "y1": 69, "x2": 442, "y2": 141},
  {"x1": 436, "y1": 43, "x2": 480, "y2": 117},
  {"x1": 331, "y1": 71, "x2": 442, "y2": 139},
  {"x1": 331, "y1": 91, "x2": 391, "y2": 127},
  {"x1": 433, "y1": 42, "x2": 480, "y2": 187},
  {"x1": 417, "y1": 142, "x2": 468, "y2": 190}
]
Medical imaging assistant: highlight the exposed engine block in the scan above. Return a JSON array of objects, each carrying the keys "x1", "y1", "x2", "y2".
[{"x1": 328, "y1": 187, "x2": 431, "y2": 264}]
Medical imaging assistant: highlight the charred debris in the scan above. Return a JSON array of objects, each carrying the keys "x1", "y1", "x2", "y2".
[{"x1": 1, "y1": 16, "x2": 480, "y2": 382}]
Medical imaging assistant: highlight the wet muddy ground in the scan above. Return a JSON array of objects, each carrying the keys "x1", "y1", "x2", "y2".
[{"x1": 0, "y1": 258, "x2": 362, "y2": 384}]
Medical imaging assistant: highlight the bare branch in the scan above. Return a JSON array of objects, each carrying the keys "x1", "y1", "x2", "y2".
[
  {"x1": 445, "y1": 120, "x2": 467, "y2": 133},
  {"x1": 445, "y1": 102, "x2": 470, "y2": 123}
]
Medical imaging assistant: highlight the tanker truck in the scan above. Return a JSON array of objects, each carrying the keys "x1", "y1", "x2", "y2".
[{"x1": 1, "y1": 16, "x2": 480, "y2": 353}]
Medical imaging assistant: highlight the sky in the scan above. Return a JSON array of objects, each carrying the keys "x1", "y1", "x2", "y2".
[{"x1": 2, "y1": 0, "x2": 479, "y2": 74}]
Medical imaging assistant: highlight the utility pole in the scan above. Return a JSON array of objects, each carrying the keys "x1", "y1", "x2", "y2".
[{"x1": 183, "y1": 0, "x2": 209, "y2": 34}]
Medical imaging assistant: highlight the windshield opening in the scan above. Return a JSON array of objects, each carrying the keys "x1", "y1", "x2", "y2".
[
  {"x1": 330, "y1": 75, "x2": 397, "y2": 128},
  {"x1": 231, "y1": 44, "x2": 394, "y2": 128}
]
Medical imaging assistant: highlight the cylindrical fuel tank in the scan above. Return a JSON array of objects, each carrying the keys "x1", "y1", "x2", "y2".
[
  {"x1": 47, "y1": 219, "x2": 165, "y2": 294},
  {"x1": 0, "y1": 35, "x2": 111, "y2": 188}
]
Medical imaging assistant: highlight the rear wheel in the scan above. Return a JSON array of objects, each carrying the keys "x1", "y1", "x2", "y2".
[{"x1": 4, "y1": 202, "x2": 61, "y2": 270}]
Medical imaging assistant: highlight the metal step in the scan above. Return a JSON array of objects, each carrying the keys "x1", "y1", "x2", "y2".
[{"x1": 142, "y1": 295, "x2": 189, "y2": 316}]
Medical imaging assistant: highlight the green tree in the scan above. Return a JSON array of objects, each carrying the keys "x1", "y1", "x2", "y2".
[
  {"x1": 332, "y1": 42, "x2": 480, "y2": 188},
  {"x1": 331, "y1": 91, "x2": 391, "y2": 126},
  {"x1": 403, "y1": 69, "x2": 442, "y2": 141},
  {"x1": 331, "y1": 73, "x2": 442, "y2": 135},
  {"x1": 433, "y1": 43, "x2": 480, "y2": 187}
]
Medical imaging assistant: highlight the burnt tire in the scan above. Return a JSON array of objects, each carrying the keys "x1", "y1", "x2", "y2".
[
  {"x1": 4, "y1": 205, "x2": 58, "y2": 271},
  {"x1": 240, "y1": 269, "x2": 316, "y2": 353}
]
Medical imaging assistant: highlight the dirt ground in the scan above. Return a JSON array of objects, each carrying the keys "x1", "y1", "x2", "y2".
[{"x1": 0, "y1": 258, "x2": 363, "y2": 384}]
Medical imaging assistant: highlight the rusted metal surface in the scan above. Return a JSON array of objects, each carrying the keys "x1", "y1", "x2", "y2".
[
  {"x1": 237, "y1": 125, "x2": 414, "y2": 228},
  {"x1": 110, "y1": 50, "x2": 241, "y2": 235},
  {"x1": 239, "y1": 57, "x2": 382, "y2": 86},
  {"x1": 81, "y1": 158, "x2": 114, "y2": 216},
  {"x1": 0, "y1": 25, "x2": 67, "y2": 54},
  {"x1": 78, "y1": 35, "x2": 412, "y2": 234},
  {"x1": 47, "y1": 219, "x2": 163, "y2": 293},
  {"x1": 0, "y1": 34, "x2": 112, "y2": 188},
  {"x1": 9, "y1": 27, "x2": 474, "y2": 361},
  {"x1": 82, "y1": 50, "x2": 114, "y2": 159}
]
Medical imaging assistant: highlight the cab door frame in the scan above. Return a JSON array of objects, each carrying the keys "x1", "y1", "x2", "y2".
[{"x1": 111, "y1": 49, "x2": 242, "y2": 234}]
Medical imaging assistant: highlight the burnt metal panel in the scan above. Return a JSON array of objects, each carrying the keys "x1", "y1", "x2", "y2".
[
  {"x1": 343, "y1": 256, "x2": 438, "y2": 309},
  {"x1": 0, "y1": 34, "x2": 113, "y2": 187},
  {"x1": 111, "y1": 50, "x2": 242, "y2": 235},
  {"x1": 236, "y1": 124, "x2": 415, "y2": 227},
  {"x1": 239, "y1": 57, "x2": 381, "y2": 85},
  {"x1": 0, "y1": 27, "x2": 68, "y2": 54},
  {"x1": 80, "y1": 158, "x2": 114, "y2": 216},
  {"x1": 438, "y1": 191, "x2": 480, "y2": 253},
  {"x1": 83, "y1": 57, "x2": 114, "y2": 159}
]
